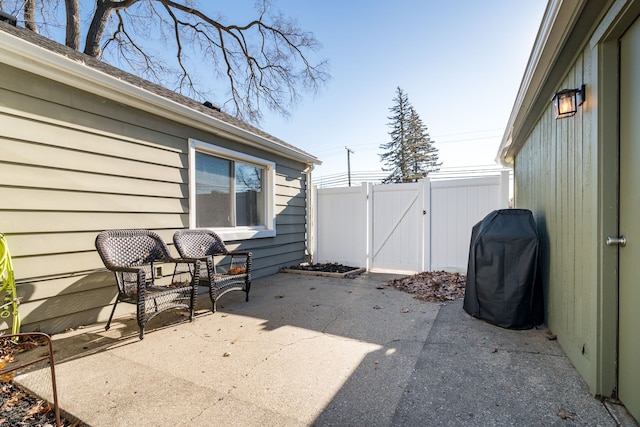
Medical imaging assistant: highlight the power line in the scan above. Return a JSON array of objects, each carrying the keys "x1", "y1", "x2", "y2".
[
  {"x1": 315, "y1": 166, "x2": 512, "y2": 188},
  {"x1": 308, "y1": 132, "x2": 503, "y2": 155}
]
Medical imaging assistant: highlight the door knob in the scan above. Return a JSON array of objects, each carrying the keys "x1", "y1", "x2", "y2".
[{"x1": 606, "y1": 235, "x2": 627, "y2": 247}]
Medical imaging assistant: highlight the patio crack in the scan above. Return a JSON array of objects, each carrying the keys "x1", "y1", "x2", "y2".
[
  {"x1": 240, "y1": 332, "x2": 327, "y2": 377},
  {"x1": 188, "y1": 385, "x2": 238, "y2": 423},
  {"x1": 319, "y1": 306, "x2": 345, "y2": 334},
  {"x1": 425, "y1": 339, "x2": 565, "y2": 357}
]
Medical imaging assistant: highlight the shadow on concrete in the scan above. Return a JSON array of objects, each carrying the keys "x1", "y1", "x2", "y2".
[{"x1": 15, "y1": 272, "x2": 630, "y2": 426}]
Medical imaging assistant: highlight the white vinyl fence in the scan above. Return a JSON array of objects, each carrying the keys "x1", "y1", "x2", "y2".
[{"x1": 313, "y1": 171, "x2": 510, "y2": 273}]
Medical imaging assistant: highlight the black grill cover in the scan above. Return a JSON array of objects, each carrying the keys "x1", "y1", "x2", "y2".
[{"x1": 464, "y1": 209, "x2": 543, "y2": 329}]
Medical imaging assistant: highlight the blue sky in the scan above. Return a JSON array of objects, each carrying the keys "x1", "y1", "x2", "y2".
[
  {"x1": 249, "y1": 1, "x2": 548, "y2": 177},
  {"x1": 8, "y1": 0, "x2": 547, "y2": 177}
]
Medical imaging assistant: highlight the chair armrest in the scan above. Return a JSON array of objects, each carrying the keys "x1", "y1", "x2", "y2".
[
  {"x1": 103, "y1": 265, "x2": 141, "y2": 274},
  {"x1": 226, "y1": 251, "x2": 252, "y2": 258},
  {"x1": 165, "y1": 256, "x2": 202, "y2": 264}
]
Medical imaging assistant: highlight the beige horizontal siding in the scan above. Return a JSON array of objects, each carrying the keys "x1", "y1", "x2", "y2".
[
  {"x1": 1, "y1": 112, "x2": 186, "y2": 167},
  {"x1": 275, "y1": 213, "x2": 306, "y2": 226},
  {"x1": 15, "y1": 271, "x2": 114, "y2": 300},
  {"x1": 275, "y1": 204, "x2": 306, "y2": 217},
  {"x1": 1, "y1": 163, "x2": 187, "y2": 198},
  {"x1": 0, "y1": 138, "x2": 186, "y2": 183},
  {"x1": 0, "y1": 63, "x2": 310, "y2": 335},
  {"x1": 0, "y1": 187, "x2": 187, "y2": 213},
  {"x1": 276, "y1": 184, "x2": 305, "y2": 198},
  {"x1": 1, "y1": 211, "x2": 188, "y2": 233},
  {"x1": 7, "y1": 230, "x2": 180, "y2": 257},
  {"x1": 4, "y1": 299, "x2": 133, "y2": 334},
  {"x1": 13, "y1": 252, "x2": 108, "y2": 281},
  {"x1": 276, "y1": 194, "x2": 306, "y2": 207},
  {"x1": 18, "y1": 286, "x2": 117, "y2": 326}
]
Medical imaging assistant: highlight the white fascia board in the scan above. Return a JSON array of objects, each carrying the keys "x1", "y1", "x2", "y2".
[
  {"x1": 0, "y1": 30, "x2": 320, "y2": 166},
  {"x1": 496, "y1": 0, "x2": 586, "y2": 166}
]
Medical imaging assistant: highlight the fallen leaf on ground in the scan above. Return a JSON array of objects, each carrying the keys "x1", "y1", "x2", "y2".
[
  {"x1": 557, "y1": 410, "x2": 575, "y2": 420},
  {"x1": 385, "y1": 271, "x2": 466, "y2": 302},
  {"x1": 23, "y1": 400, "x2": 50, "y2": 420},
  {"x1": 223, "y1": 352, "x2": 231, "y2": 357}
]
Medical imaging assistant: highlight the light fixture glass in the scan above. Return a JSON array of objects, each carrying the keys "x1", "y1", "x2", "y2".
[{"x1": 552, "y1": 85, "x2": 585, "y2": 119}]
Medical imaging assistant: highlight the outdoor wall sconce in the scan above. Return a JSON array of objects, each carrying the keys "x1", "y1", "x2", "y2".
[{"x1": 552, "y1": 84, "x2": 585, "y2": 119}]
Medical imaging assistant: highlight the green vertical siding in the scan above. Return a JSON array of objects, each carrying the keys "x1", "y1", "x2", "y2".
[{"x1": 515, "y1": 50, "x2": 600, "y2": 391}]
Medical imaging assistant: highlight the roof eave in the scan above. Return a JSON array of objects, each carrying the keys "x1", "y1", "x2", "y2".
[
  {"x1": 0, "y1": 28, "x2": 321, "y2": 166},
  {"x1": 496, "y1": 0, "x2": 587, "y2": 167}
]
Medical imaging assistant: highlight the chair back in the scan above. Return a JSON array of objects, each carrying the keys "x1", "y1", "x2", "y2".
[
  {"x1": 95, "y1": 229, "x2": 172, "y2": 270},
  {"x1": 173, "y1": 229, "x2": 228, "y2": 259}
]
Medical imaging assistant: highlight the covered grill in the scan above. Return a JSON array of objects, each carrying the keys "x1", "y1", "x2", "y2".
[{"x1": 464, "y1": 209, "x2": 543, "y2": 329}]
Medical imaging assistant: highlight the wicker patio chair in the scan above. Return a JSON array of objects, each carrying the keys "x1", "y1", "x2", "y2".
[
  {"x1": 95, "y1": 229, "x2": 200, "y2": 339},
  {"x1": 173, "y1": 229, "x2": 252, "y2": 312}
]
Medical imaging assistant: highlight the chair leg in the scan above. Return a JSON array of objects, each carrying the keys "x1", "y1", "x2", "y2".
[
  {"x1": 137, "y1": 311, "x2": 146, "y2": 340},
  {"x1": 209, "y1": 285, "x2": 217, "y2": 313},
  {"x1": 137, "y1": 298, "x2": 147, "y2": 340},
  {"x1": 105, "y1": 299, "x2": 119, "y2": 331},
  {"x1": 189, "y1": 294, "x2": 196, "y2": 322},
  {"x1": 189, "y1": 273, "x2": 198, "y2": 321}
]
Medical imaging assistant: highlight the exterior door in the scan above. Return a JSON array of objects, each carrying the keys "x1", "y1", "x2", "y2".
[{"x1": 619, "y1": 16, "x2": 640, "y2": 422}]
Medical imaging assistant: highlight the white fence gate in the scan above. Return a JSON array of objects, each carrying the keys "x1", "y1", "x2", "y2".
[{"x1": 313, "y1": 171, "x2": 510, "y2": 273}]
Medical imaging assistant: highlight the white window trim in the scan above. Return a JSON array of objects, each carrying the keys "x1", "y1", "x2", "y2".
[{"x1": 189, "y1": 138, "x2": 276, "y2": 240}]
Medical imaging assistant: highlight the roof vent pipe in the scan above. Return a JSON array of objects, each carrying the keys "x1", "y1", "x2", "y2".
[
  {"x1": 0, "y1": 11, "x2": 17, "y2": 26},
  {"x1": 202, "y1": 101, "x2": 221, "y2": 112}
]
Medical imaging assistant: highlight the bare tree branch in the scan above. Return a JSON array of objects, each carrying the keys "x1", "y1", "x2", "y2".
[
  {"x1": 3, "y1": 0, "x2": 329, "y2": 123},
  {"x1": 24, "y1": 0, "x2": 37, "y2": 32},
  {"x1": 85, "y1": 0, "x2": 140, "y2": 56},
  {"x1": 159, "y1": 2, "x2": 196, "y2": 92},
  {"x1": 101, "y1": 8, "x2": 167, "y2": 84},
  {"x1": 64, "y1": 0, "x2": 79, "y2": 49}
]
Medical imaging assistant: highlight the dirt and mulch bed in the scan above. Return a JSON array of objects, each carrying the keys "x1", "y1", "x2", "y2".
[
  {"x1": 281, "y1": 262, "x2": 365, "y2": 277},
  {"x1": 0, "y1": 335, "x2": 87, "y2": 427}
]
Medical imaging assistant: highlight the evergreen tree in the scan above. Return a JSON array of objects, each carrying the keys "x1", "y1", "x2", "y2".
[
  {"x1": 406, "y1": 108, "x2": 441, "y2": 180},
  {"x1": 380, "y1": 87, "x2": 411, "y2": 183},
  {"x1": 379, "y1": 87, "x2": 441, "y2": 183}
]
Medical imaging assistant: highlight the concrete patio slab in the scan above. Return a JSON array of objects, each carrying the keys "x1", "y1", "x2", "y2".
[{"x1": 12, "y1": 272, "x2": 635, "y2": 426}]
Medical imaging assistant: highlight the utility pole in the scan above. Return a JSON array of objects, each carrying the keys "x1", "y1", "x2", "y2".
[{"x1": 345, "y1": 147, "x2": 354, "y2": 187}]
